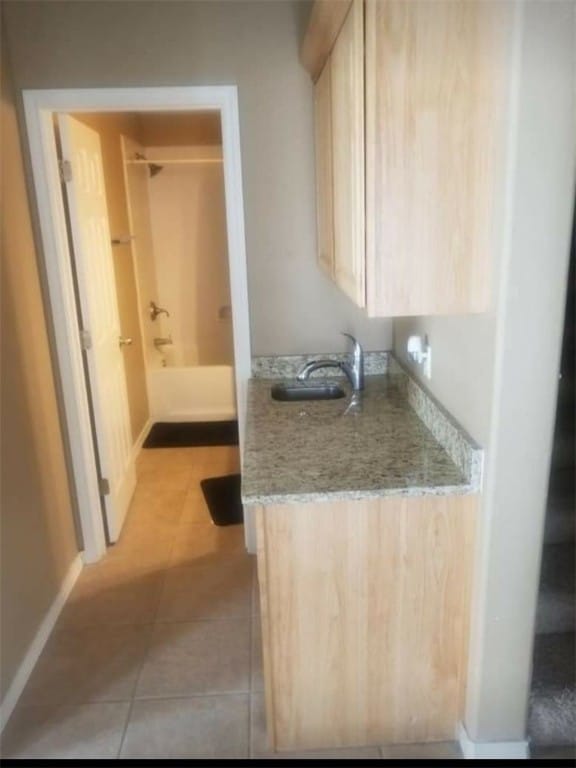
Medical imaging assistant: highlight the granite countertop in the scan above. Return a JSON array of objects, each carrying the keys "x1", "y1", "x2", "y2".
[{"x1": 241, "y1": 373, "x2": 477, "y2": 505}]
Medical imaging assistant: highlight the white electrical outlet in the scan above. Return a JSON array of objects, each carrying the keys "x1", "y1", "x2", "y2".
[
  {"x1": 406, "y1": 334, "x2": 432, "y2": 379},
  {"x1": 423, "y1": 337, "x2": 432, "y2": 379}
]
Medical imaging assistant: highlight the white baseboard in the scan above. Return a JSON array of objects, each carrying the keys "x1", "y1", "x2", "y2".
[
  {"x1": 132, "y1": 416, "x2": 153, "y2": 461},
  {"x1": 0, "y1": 554, "x2": 83, "y2": 732},
  {"x1": 457, "y1": 721, "x2": 529, "y2": 759}
]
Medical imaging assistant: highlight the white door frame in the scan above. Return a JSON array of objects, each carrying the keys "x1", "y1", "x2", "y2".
[{"x1": 23, "y1": 87, "x2": 252, "y2": 563}]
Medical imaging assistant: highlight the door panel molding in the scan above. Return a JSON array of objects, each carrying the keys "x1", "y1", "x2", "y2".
[{"x1": 58, "y1": 114, "x2": 136, "y2": 543}]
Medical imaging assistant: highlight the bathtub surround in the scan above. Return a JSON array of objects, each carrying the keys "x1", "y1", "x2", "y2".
[
  {"x1": 124, "y1": 138, "x2": 236, "y2": 424},
  {"x1": 145, "y1": 145, "x2": 233, "y2": 368},
  {"x1": 147, "y1": 365, "x2": 237, "y2": 423}
]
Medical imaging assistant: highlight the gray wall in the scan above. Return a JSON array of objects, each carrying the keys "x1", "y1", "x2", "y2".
[
  {"x1": 3, "y1": 0, "x2": 392, "y2": 355},
  {"x1": 396, "y1": 0, "x2": 575, "y2": 743},
  {"x1": 1, "y1": 34, "x2": 79, "y2": 707},
  {"x1": 395, "y1": 313, "x2": 498, "y2": 449}
]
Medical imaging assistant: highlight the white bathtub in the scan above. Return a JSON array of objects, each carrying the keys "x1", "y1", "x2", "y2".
[{"x1": 147, "y1": 365, "x2": 237, "y2": 422}]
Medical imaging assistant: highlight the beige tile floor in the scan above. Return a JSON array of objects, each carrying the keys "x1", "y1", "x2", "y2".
[{"x1": 1, "y1": 445, "x2": 464, "y2": 760}]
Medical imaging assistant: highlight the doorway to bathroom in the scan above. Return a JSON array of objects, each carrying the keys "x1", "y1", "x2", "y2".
[
  {"x1": 23, "y1": 88, "x2": 251, "y2": 563},
  {"x1": 120, "y1": 118, "x2": 236, "y2": 424}
]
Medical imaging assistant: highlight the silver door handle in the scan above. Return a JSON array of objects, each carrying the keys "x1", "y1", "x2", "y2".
[{"x1": 119, "y1": 336, "x2": 133, "y2": 347}]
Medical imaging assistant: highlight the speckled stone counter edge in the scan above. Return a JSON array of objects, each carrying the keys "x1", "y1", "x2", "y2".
[
  {"x1": 391, "y1": 357, "x2": 483, "y2": 489},
  {"x1": 252, "y1": 350, "x2": 390, "y2": 379},
  {"x1": 251, "y1": 350, "x2": 483, "y2": 490},
  {"x1": 241, "y1": 483, "x2": 478, "y2": 507}
]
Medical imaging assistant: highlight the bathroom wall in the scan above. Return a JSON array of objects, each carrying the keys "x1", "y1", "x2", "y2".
[
  {"x1": 3, "y1": 0, "x2": 394, "y2": 355},
  {"x1": 138, "y1": 111, "x2": 221, "y2": 147},
  {"x1": 1, "y1": 36, "x2": 79, "y2": 708},
  {"x1": 72, "y1": 113, "x2": 150, "y2": 443},
  {"x1": 122, "y1": 134, "x2": 164, "y2": 370},
  {"x1": 146, "y1": 146, "x2": 233, "y2": 367}
]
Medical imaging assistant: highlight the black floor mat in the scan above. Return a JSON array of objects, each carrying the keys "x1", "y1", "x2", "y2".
[
  {"x1": 143, "y1": 421, "x2": 239, "y2": 449},
  {"x1": 200, "y1": 474, "x2": 243, "y2": 526}
]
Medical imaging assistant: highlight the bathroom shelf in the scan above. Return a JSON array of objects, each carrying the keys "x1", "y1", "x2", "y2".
[{"x1": 126, "y1": 158, "x2": 222, "y2": 165}]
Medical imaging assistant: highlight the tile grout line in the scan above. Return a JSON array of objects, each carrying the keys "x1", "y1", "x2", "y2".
[
  {"x1": 116, "y1": 456, "x2": 246, "y2": 758},
  {"x1": 120, "y1": 690, "x2": 252, "y2": 703},
  {"x1": 113, "y1": 599, "x2": 162, "y2": 758},
  {"x1": 115, "y1": 466, "x2": 189, "y2": 759},
  {"x1": 7, "y1": 449, "x2": 248, "y2": 760}
]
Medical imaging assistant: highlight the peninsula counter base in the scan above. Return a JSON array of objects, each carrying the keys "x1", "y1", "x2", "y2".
[{"x1": 253, "y1": 494, "x2": 477, "y2": 752}]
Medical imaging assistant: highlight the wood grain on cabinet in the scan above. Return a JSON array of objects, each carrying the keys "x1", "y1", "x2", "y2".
[
  {"x1": 254, "y1": 505, "x2": 278, "y2": 754},
  {"x1": 300, "y1": 0, "x2": 353, "y2": 83},
  {"x1": 255, "y1": 494, "x2": 477, "y2": 751},
  {"x1": 331, "y1": 0, "x2": 365, "y2": 307},
  {"x1": 314, "y1": 61, "x2": 334, "y2": 278},
  {"x1": 365, "y1": 0, "x2": 510, "y2": 316}
]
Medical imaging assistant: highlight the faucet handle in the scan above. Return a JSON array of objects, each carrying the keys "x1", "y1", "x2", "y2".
[{"x1": 149, "y1": 301, "x2": 170, "y2": 321}]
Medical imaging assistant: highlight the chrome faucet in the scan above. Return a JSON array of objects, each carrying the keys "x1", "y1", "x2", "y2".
[{"x1": 296, "y1": 333, "x2": 365, "y2": 392}]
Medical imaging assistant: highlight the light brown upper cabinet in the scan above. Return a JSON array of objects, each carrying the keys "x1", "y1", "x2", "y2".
[
  {"x1": 314, "y1": 60, "x2": 334, "y2": 279},
  {"x1": 304, "y1": 0, "x2": 511, "y2": 317},
  {"x1": 331, "y1": 0, "x2": 365, "y2": 307},
  {"x1": 314, "y1": 1, "x2": 364, "y2": 305}
]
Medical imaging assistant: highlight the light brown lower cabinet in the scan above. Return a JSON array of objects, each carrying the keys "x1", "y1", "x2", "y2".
[{"x1": 254, "y1": 494, "x2": 477, "y2": 751}]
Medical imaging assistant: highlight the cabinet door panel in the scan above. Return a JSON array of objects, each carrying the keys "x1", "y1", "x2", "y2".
[
  {"x1": 257, "y1": 495, "x2": 477, "y2": 750},
  {"x1": 365, "y1": 0, "x2": 510, "y2": 316},
  {"x1": 331, "y1": 0, "x2": 365, "y2": 307},
  {"x1": 314, "y1": 61, "x2": 334, "y2": 278}
]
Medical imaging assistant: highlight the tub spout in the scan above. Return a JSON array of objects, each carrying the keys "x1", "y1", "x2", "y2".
[{"x1": 153, "y1": 336, "x2": 173, "y2": 349}]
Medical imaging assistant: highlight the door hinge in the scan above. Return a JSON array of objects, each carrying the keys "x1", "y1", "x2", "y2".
[
  {"x1": 59, "y1": 159, "x2": 72, "y2": 183},
  {"x1": 80, "y1": 329, "x2": 92, "y2": 350},
  {"x1": 98, "y1": 477, "x2": 110, "y2": 496}
]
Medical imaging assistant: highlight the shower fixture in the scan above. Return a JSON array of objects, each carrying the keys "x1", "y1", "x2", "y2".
[
  {"x1": 149, "y1": 301, "x2": 170, "y2": 321},
  {"x1": 148, "y1": 163, "x2": 164, "y2": 178},
  {"x1": 133, "y1": 152, "x2": 164, "y2": 178}
]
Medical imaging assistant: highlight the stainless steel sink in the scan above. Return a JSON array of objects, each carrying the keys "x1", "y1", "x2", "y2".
[{"x1": 270, "y1": 382, "x2": 346, "y2": 402}]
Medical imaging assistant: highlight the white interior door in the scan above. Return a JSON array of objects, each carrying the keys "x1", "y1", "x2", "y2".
[{"x1": 58, "y1": 114, "x2": 135, "y2": 543}]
